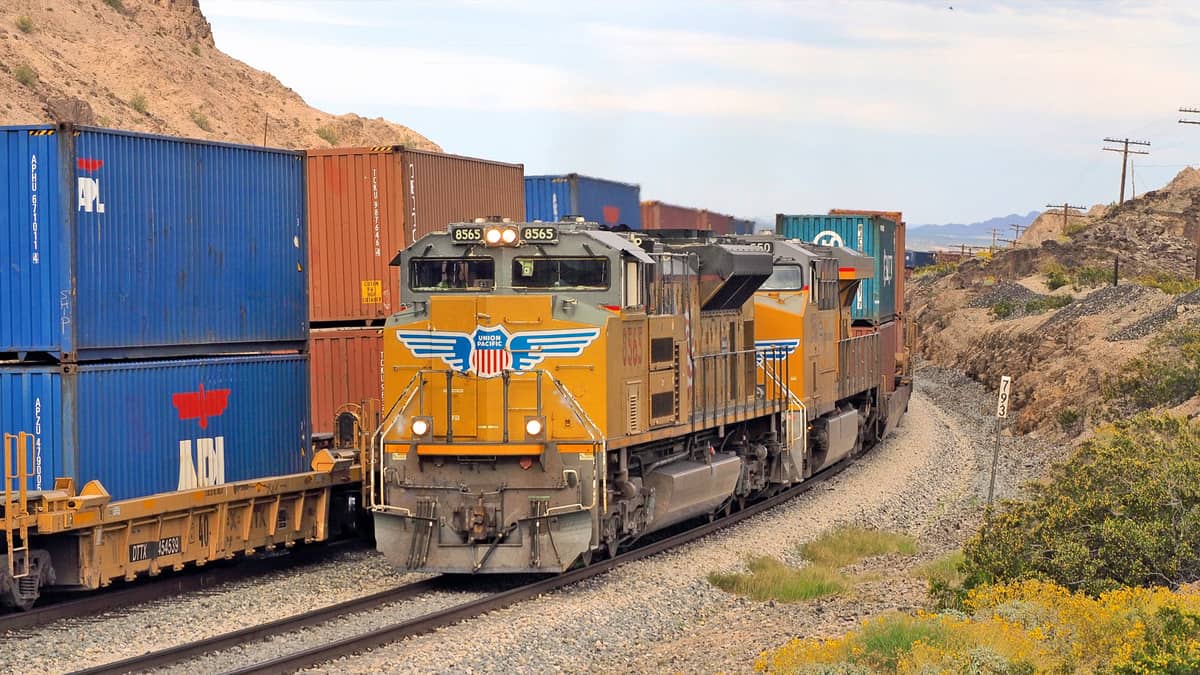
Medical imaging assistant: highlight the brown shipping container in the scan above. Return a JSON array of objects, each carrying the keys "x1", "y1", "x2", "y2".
[
  {"x1": 851, "y1": 320, "x2": 898, "y2": 393},
  {"x1": 701, "y1": 210, "x2": 735, "y2": 235},
  {"x1": 306, "y1": 147, "x2": 524, "y2": 322},
  {"x1": 641, "y1": 200, "x2": 705, "y2": 230},
  {"x1": 829, "y1": 209, "x2": 905, "y2": 320},
  {"x1": 310, "y1": 327, "x2": 385, "y2": 434}
]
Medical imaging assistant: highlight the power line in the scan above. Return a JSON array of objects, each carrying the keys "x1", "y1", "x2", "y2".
[
  {"x1": 1045, "y1": 203, "x2": 1088, "y2": 235},
  {"x1": 1102, "y1": 137, "x2": 1150, "y2": 205}
]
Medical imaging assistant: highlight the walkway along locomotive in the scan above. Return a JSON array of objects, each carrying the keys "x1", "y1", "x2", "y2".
[{"x1": 368, "y1": 220, "x2": 912, "y2": 574}]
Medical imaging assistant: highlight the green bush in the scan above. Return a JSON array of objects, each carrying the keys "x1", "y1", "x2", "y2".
[
  {"x1": 1073, "y1": 265, "x2": 1111, "y2": 290},
  {"x1": 103, "y1": 0, "x2": 127, "y2": 13},
  {"x1": 189, "y1": 109, "x2": 212, "y2": 132},
  {"x1": 962, "y1": 414, "x2": 1200, "y2": 595},
  {"x1": 1046, "y1": 270, "x2": 1069, "y2": 291},
  {"x1": 13, "y1": 65, "x2": 36, "y2": 88},
  {"x1": 191, "y1": 44, "x2": 201, "y2": 57},
  {"x1": 1024, "y1": 295, "x2": 1072, "y2": 314},
  {"x1": 129, "y1": 93, "x2": 147, "y2": 114},
  {"x1": 1064, "y1": 219, "x2": 1089, "y2": 237},
  {"x1": 1103, "y1": 323, "x2": 1200, "y2": 413},
  {"x1": 991, "y1": 301, "x2": 1015, "y2": 319},
  {"x1": 1056, "y1": 408, "x2": 1081, "y2": 431},
  {"x1": 315, "y1": 125, "x2": 338, "y2": 145},
  {"x1": 913, "y1": 261, "x2": 957, "y2": 279},
  {"x1": 1136, "y1": 272, "x2": 1200, "y2": 295},
  {"x1": 15, "y1": 15, "x2": 33, "y2": 33}
]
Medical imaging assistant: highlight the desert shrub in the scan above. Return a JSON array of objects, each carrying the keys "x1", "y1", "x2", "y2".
[
  {"x1": 189, "y1": 109, "x2": 212, "y2": 132},
  {"x1": 913, "y1": 262, "x2": 957, "y2": 279},
  {"x1": 962, "y1": 414, "x2": 1200, "y2": 595},
  {"x1": 129, "y1": 93, "x2": 147, "y2": 114},
  {"x1": 709, "y1": 556, "x2": 847, "y2": 602},
  {"x1": 1103, "y1": 323, "x2": 1200, "y2": 413},
  {"x1": 1024, "y1": 294, "x2": 1072, "y2": 314},
  {"x1": 991, "y1": 300, "x2": 1015, "y2": 319},
  {"x1": 1073, "y1": 264, "x2": 1112, "y2": 290},
  {"x1": 13, "y1": 65, "x2": 36, "y2": 88},
  {"x1": 755, "y1": 580, "x2": 1200, "y2": 674},
  {"x1": 315, "y1": 125, "x2": 338, "y2": 145},
  {"x1": 913, "y1": 551, "x2": 967, "y2": 611},
  {"x1": 1064, "y1": 219, "x2": 1089, "y2": 237},
  {"x1": 103, "y1": 0, "x2": 127, "y2": 13},
  {"x1": 190, "y1": 44, "x2": 201, "y2": 57},
  {"x1": 15, "y1": 15, "x2": 33, "y2": 33},
  {"x1": 799, "y1": 526, "x2": 916, "y2": 567},
  {"x1": 1046, "y1": 269, "x2": 1069, "y2": 291},
  {"x1": 1135, "y1": 272, "x2": 1200, "y2": 295},
  {"x1": 1056, "y1": 407, "x2": 1081, "y2": 431}
]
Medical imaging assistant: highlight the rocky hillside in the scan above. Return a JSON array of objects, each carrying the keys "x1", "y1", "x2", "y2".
[
  {"x1": 0, "y1": 0, "x2": 439, "y2": 150},
  {"x1": 911, "y1": 166, "x2": 1200, "y2": 440}
]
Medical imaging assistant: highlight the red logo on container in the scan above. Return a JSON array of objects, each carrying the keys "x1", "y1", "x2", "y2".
[
  {"x1": 172, "y1": 384, "x2": 230, "y2": 429},
  {"x1": 602, "y1": 205, "x2": 620, "y2": 225},
  {"x1": 76, "y1": 158, "x2": 104, "y2": 172}
]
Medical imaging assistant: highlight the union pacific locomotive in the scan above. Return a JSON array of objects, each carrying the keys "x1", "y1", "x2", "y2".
[{"x1": 368, "y1": 219, "x2": 911, "y2": 573}]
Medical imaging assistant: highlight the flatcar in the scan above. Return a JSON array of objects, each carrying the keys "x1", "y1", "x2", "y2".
[{"x1": 367, "y1": 219, "x2": 911, "y2": 574}]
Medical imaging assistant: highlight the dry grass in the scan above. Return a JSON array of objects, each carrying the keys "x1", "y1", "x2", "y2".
[
  {"x1": 708, "y1": 556, "x2": 848, "y2": 602},
  {"x1": 799, "y1": 526, "x2": 917, "y2": 568}
]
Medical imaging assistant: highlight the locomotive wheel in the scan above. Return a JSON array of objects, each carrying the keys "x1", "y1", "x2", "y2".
[{"x1": 603, "y1": 516, "x2": 621, "y2": 559}]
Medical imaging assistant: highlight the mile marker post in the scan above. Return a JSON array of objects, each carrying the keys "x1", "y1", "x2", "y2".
[{"x1": 987, "y1": 375, "x2": 1011, "y2": 512}]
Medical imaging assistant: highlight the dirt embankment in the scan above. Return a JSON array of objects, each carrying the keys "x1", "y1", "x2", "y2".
[
  {"x1": 913, "y1": 166, "x2": 1200, "y2": 440},
  {"x1": 0, "y1": 0, "x2": 438, "y2": 150}
]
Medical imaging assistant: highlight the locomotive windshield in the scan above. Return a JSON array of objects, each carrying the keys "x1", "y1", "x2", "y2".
[
  {"x1": 512, "y1": 257, "x2": 609, "y2": 289},
  {"x1": 761, "y1": 264, "x2": 805, "y2": 290},
  {"x1": 410, "y1": 257, "x2": 495, "y2": 290}
]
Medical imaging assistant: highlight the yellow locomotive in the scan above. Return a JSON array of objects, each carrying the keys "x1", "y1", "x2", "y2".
[{"x1": 369, "y1": 219, "x2": 908, "y2": 573}]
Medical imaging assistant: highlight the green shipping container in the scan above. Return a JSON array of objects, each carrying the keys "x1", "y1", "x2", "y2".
[{"x1": 775, "y1": 214, "x2": 897, "y2": 323}]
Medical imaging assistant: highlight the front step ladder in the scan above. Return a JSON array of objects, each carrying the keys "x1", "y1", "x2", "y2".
[{"x1": 3, "y1": 432, "x2": 32, "y2": 579}]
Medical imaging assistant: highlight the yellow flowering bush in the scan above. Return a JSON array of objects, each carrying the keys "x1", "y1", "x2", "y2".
[{"x1": 756, "y1": 580, "x2": 1200, "y2": 673}]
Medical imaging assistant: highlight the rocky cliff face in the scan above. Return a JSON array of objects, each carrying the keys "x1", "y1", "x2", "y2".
[{"x1": 0, "y1": 0, "x2": 439, "y2": 150}]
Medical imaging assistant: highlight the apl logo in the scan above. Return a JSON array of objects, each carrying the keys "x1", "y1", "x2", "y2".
[
  {"x1": 396, "y1": 325, "x2": 600, "y2": 378},
  {"x1": 812, "y1": 230, "x2": 844, "y2": 247},
  {"x1": 77, "y1": 157, "x2": 106, "y2": 213},
  {"x1": 755, "y1": 339, "x2": 801, "y2": 365},
  {"x1": 172, "y1": 384, "x2": 231, "y2": 490}
]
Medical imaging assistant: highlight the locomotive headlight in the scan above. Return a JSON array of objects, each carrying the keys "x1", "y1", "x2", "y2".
[
  {"x1": 410, "y1": 416, "x2": 432, "y2": 440},
  {"x1": 500, "y1": 227, "x2": 518, "y2": 244},
  {"x1": 484, "y1": 227, "x2": 503, "y2": 245},
  {"x1": 524, "y1": 416, "x2": 546, "y2": 440}
]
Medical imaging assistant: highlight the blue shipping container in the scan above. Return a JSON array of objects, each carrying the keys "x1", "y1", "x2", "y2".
[
  {"x1": 525, "y1": 174, "x2": 642, "y2": 229},
  {"x1": 776, "y1": 214, "x2": 898, "y2": 323},
  {"x1": 0, "y1": 125, "x2": 307, "y2": 360},
  {"x1": 906, "y1": 250, "x2": 936, "y2": 268},
  {"x1": 0, "y1": 354, "x2": 311, "y2": 501}
]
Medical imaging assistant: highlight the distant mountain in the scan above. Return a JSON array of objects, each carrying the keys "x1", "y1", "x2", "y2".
[{"x1": 908, "y1": 211, "x2": 1041, "y2": 251}]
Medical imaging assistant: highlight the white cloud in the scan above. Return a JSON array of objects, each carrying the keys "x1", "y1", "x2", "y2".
[{"x1": 203, "y1": 0, "x2": 373, "y2": 27}]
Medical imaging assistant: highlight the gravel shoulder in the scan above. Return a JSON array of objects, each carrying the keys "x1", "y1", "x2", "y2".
[{"x1": 315, "y1": 366, "x2": 1057, "y2": 674}]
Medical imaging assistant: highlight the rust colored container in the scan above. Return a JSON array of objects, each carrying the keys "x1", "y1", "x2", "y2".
[
  {"x1": 309, "y1": 327, "x2": 384, "y2": 434},
  {"x1": 701, "y1": 210, "x2": 735, "y2": 235},
  {"x1": 830, "y1": 209, "x2": 905, "y2": 319},
  {"x1": 306, "y1": 147, "x2": 524, "y2": 322},
  {"x1": 641, "y1": 201, "x2": 704, "y2": 230},
  {"x1": 851, "y1": 320, "x2": 898, "y2": 393}
]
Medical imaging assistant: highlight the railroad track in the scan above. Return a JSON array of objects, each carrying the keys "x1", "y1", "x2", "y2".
[
  {"x1": 0, "y1": 540, "x2": 367, "y2": 635},
  {"x1": 69, "y1": 457, "x2": 853, "y2": 675}
]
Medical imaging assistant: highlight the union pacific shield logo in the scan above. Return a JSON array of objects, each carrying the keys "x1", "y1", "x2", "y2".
[
  {"x1": 396, "y1": 325, "x2": 600, "y2": 379},
  {"x1": 470, "y1": 326, "x2": 512, "y2": 378}
]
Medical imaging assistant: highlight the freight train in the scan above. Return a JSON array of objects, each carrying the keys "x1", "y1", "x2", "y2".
[
  {"x1": 1, "y1": 122, "x2": 908, "y2": 608},
  {"x1": 368, "y1": 219, "x2": 910, "y2": 573}
]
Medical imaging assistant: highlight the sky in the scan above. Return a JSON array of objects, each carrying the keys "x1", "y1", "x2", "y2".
[{"x1": 203, "y1": 0, "x2": 1200, "y2": 225}]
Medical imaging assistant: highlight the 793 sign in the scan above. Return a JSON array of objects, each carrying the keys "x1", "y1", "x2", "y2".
[{"x1": 996, "y1": 375, "x2": 1012, "y2": 418}]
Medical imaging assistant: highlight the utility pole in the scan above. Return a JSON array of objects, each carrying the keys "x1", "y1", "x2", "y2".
[
  {"x1": 990, "y1": 227, "x2": 1000, "y2": 253},
  {"x1": 1009, "y1": 223, "x2": 1027, "y2": 242},
  {"x1": 1045, "y1": 203, "x2": 1087, "y2": 234},
  {"x1": 1102, "y1": 137, "x2": 1150, "y2": 204},
  {"x1": 1178, "y1": 109, "x2": 1200, "y2": 278}
]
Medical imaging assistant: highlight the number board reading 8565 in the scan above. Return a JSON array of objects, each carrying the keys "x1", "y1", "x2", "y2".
[
  {"x1": 520, "y1": 225, "x2": 558, "y2": 243},
  {"x1": 450, "y1": 226, "x2": 484, "y2": 244}
]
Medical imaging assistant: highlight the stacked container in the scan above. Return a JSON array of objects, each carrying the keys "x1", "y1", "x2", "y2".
[
  {"x1": 1, "y1": 125, "x2": 311, "y2": 500},
  {"x1": 525, "y1": 174, "x2": 641, "y2": 228},
  {"x1": 304, "y1": 146, "x2": 524, "y2": 433},
  {"x1": 641, "y1": 201, "x2": 738, "y2": 233},
  {"x1": 776, "y1": 214, "x2": 898, "y2": 325}
]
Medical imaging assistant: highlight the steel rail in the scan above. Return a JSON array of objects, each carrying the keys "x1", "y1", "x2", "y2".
[
  {"x1": 69, "y1": 577, "x2": 447, "y2": 675},
  {"x1": 0, "y1": 541, "x2": 365, "y2": 634},
  {"x1": 221, "y1": 458, "x2": 856, "y2": 675}
]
